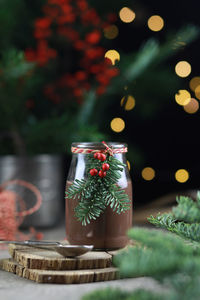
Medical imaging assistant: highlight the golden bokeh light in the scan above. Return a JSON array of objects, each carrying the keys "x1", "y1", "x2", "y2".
[
  {"x1": 183, "y1": 98, "x2": 199, "y2": 114},
  {"x1": 110, "y1": 117, "x2": 125, "y2": 132},
  {"x1": 175, "y1": 169, "x2": 189, "y2": 183},
  {"x1": 175, "y1": 61, "x2": 191, "y2": 78},
  {"x1": 104, "y1": 25, "x2": 119, "y2": 39},
  {"x1": 127, "y1": 160, "x2": 131, "y2": 171},
  {"x1": 141, "y1": 167, "x2": 155, "y2": 181},
  {"x1": 147, "y1": 15, "x2": 164, "y2": 32},
  {"x1": 119, "y1": 7, "x2": 136, "y2": 23},
  {"x1": 189, "y1": 77, "x2": 200, "y2": 92},
  {"x1": 105, "y1": 50, "x2": 120, "y2": 65},
  {"x1": 195, "y1": 85, "x2": 200, "y2": 100},
  {"x1": 120, "y1": 95, "x2": 136, "y2": 111},
  {"x1": 175, "y1": 90, "x2": 191, "y2": 106}
]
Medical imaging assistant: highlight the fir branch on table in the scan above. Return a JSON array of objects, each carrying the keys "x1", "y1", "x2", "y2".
[
  {"x1": 113, "y1": 228, "x2": 200, "y2": 279},
  {"x1": 83, "y1": 227, "x2": 200, "y2": 300},
  {"x1": 113, "y1": 228, "x2": 200, "y2": 299},
  {"x1": 149, "y1": 213, "x2": 200, "y2": 243},
  {"x1": 172, "y1": 192, "x2": 200, "y2": 223},
  {"x1": 148, "y1": 192, "x2": 200, "y2": 242},
  {"x1": 65, "y1": 153, "x2": 130, "y2": 225},
  {"x1": 82, "y1": 192, "x2": 200, "y2": 300}
]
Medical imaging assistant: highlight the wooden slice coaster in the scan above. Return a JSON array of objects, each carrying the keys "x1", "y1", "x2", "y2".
[
  {"x1": 8, "y1": 244, "x2": 113, "y2": 270},
  {"x1": 2, "y1": 259, "x2": 118, "y2": 284}
]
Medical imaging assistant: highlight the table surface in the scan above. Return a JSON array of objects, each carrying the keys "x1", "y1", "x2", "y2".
[{"x1": 0, "y1": 225, "x2": 161, "y2": 300}]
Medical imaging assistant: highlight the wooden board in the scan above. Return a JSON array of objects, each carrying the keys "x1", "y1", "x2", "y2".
[
  {"x1": 8, "y1": 244, "x2": 113, "y2": 270},
  {"x1": 1, "y1": 258, "x2": 118, "y2": 284},
  {"x1": 0, "y1": 243, "x2": 131, "y2": 284}
]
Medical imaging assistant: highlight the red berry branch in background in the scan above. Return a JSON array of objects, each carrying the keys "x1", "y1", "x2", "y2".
[{"x1": 25, "y1": 0, "x2": 119, "y2": 104}]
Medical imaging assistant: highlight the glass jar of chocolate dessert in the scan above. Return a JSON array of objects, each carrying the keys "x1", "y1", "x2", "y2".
[{"x1": 65, "y1": 142, "x2": 132, "y2": 249}]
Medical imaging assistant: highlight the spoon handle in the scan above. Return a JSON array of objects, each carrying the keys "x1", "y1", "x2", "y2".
[{"x1": 0, "y1": 240, "x2": 60, "y2": 246}]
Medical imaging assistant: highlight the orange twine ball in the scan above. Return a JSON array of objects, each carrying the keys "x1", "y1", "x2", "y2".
[{"x1": 0, "y1": 180, "x2": 43, "y2": 243}]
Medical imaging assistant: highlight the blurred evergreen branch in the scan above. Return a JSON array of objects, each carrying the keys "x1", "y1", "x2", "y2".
[
  {"x1": 105, "y1": 24, "x2": 199, "y2": 97},
  {"x1": 1, "y1": 49, "x2": 35, "y2": 80},
  {"x1": 125, "y1": 39, "x2": 159, "y2": 82},
  {"x1": 25, "y1": 112, "x2": 106, "y2": 154},
  {"x1": 114, "y1": 228, "x2": 200, "y2": 279},
  {"x1": 83, "y1": 192, "x2": 200, "y2": 300},
  {"x1": 83, "y1": 227, "x2": 200, "y2": 300},
  {"x1": 83, "y1": 288, "x2": 164, "y2": 300},
  {"x1": 0, "y1": 49, "x2": 36, "y2": 154},
  {"x1": 76, "y1": 90, "x2": 97, "y2": 127},
  {"x1": 154, "y1": 24, "x2": 200, "y2": 65}
]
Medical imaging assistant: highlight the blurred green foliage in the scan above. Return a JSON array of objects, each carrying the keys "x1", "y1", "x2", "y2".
[
  {"x1": 83, "y1": 226, "x2": 200, "y2": 300},
  {"x1": 83, "y1": 193, "x2": 200, "y2": 300}
]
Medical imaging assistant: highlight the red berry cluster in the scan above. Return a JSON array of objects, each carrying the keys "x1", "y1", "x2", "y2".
[
  {"x1": 89, "y1": 152, "x2": 110, "y2": 178},
  {"x1": 25, "y1": 0, "x2": 119, "y2": 104}
]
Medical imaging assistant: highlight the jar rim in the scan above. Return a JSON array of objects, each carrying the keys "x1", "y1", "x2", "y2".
[{"x1": 71, "y1": 142, "x2": 127, "y2": 149}]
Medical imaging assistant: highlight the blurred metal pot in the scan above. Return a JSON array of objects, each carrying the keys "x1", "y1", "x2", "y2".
[{"x1": 0, "y1": 154, "x2": 64, "y2": 228}]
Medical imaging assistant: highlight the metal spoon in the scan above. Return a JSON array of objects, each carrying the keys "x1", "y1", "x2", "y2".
[{"x1": 0, "y1": 240, "x2": 93, "y2": 258}]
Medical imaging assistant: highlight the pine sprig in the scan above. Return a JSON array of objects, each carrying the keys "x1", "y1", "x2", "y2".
[
  {"x1": 148, "y1": 192, "x2": 200, "y2": 242},
  {"x1": 66, "y1": 179, "x2": 87, "y2": 200},
  {"x1": 105, "y1": 185, "x2": 130, "y2": 213},
  {"x1": 149, "y1": 213, "x2": 200, "y2": 243},
  {"x1": 172, "y1": 194, "x2": 200, "y2": 223},
  {"x1": 74, "y1": 193, "x2": 106, "y2": 226},
  {"x1": 65, "y1": 152, "x2": 131, "y2": 225}
]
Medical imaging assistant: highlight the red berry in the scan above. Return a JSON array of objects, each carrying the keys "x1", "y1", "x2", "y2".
[
  {"x1": 90, "y1": 168, "x2": 98, "y2": 176},
  {"x1": 96, "y1": 153, "x2": 102, "y2": 160},
  {"x1": 94, "y1": 152, "x2": 101, "y2": 160},
  {"x1": 100, "y1": 153, "x2": 106, "y2": 161},
  {"x1": 99, "y1": 170, "x2": 106, "y2": 178},
  {"x1": 93, "y1": 152, "x2": 98, "y2": 159},
  {"x1": 102, "y1": 163, "x2": 110, "y2": 171}
]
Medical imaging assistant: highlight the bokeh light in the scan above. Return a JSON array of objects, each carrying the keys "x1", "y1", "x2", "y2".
[
  {"x1": 175, "y1": 90, "x2": 191, "y2": 106},
  {"x1": 147, "y1": 15, "x2": 164, "y2": 32},
  {"x1": 141, "y1": 167, "x2": 155, "y2": 181},
  {"x1": 104, "y1": 25, "x2": 119, "y2": 39},
  {"x1": 175, "y1": 61, "x2": 191, "y2": 78},
  {"x1": 119, "y1": 7, "x2": 136, "y2": 23},
  {"x1": 189, "y1": 77, "x2": 200, "y2": 92},
  {"x1": 110, "y1": 117, "x2": 125, "y2": 132},
  {"x1": 183, "y1": 98, "x2": 199, "y2": 114},
  {"x1": 175, "y1": 169, "x2": 189, "y2": 183},
  {"x1": 127, "y1": 160, "x2": 131, "y2": 171},
  {"x1": 105, "y1": 50, "x2": 120, "y2": 65},
  {"x1": 195, "y1": 85, "x2": 200, "y2": 100},
  {"x1": 120, "y1": 95, "x2": 136, "y2": 111}
]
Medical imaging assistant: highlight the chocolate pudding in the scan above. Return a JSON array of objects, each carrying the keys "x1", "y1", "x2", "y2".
[{"x1": 65, "y1": 180, "x2": 133, "y2": 249}]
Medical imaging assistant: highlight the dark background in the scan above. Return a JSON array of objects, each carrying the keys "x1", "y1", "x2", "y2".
[{"x1": 108, "y1": 0, "x2": 200, "y2": 206}]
